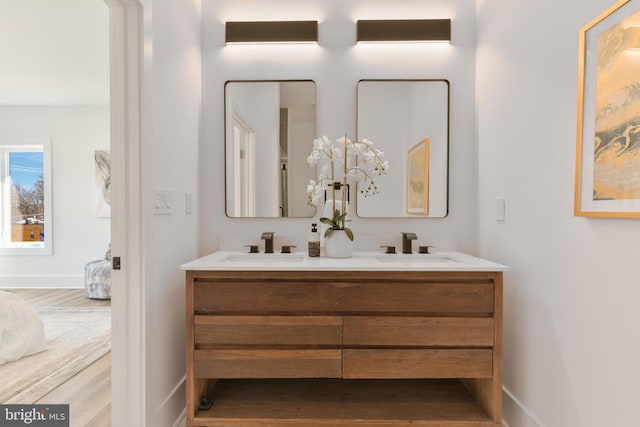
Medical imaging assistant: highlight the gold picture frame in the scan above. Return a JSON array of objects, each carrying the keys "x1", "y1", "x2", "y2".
[
  {"x1": 575, "y1": 0, "x2": 640, "y2": 217},
  {"x1": 407, "y1": 138, "x2": 429, "y2": 214}
]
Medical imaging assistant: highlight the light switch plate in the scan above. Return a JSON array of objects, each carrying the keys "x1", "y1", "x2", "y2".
[{"x1": 154, "y1": 188, "x2": 172, "y2": 215}]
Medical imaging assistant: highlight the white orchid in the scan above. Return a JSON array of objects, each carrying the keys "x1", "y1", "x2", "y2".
[
  {"x1": 306, "y1": 152, "x2": 320, "y2": 166},
  {"x1": 305, "y1": 134, "x2": 389, "y2": 235},
  {"x1": 306, "y1": 179, "x2": 326, "y2": 206}
]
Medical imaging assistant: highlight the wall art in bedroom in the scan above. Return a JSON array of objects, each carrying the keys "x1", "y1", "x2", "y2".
[{"x1": 94, "y1": 149, "x2": 111, "y2": 218}]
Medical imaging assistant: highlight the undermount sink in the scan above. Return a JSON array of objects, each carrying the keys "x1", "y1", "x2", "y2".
[
  {"x1": 374, "y1": 254, "x2": 460, "y2": 263},
  {"x1": 181, "y1": 250, "x2": 508, "y2": 272},
  {"x1": 220, "y1": 254, "x2": 305, "y2": 263}
]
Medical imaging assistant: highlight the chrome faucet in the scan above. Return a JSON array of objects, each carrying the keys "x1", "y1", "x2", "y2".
[
  {"x1": 261, "y1": 232, "x2": 275, "y2": 254},
  {"x1": 401, "y1": 232, "x2": 417, "y2": 254}
]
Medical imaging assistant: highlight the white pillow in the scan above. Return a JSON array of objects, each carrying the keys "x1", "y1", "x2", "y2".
[{"x1": 0, "y1": 291, "x2": 47, "y2": 366}]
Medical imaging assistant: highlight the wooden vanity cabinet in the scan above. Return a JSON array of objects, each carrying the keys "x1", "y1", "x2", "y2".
[{"x1": 186, "y1": 270, "x2": 503, "y2": 426}]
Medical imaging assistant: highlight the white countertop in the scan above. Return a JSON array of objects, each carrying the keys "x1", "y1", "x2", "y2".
[{"x1": 180, "y1": 251, "x2": 509, "y2": 272}]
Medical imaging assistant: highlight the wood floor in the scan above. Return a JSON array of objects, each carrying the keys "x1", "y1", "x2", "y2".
[
  {"x1": 6, "y1": 288, "x2": 110, "y2": 309},
  {"x1": 4, "y1": 289, "x2": 111, "y2": 427}
]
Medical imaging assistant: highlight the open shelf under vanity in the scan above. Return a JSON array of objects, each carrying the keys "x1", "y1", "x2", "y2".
[{"x1": 192, "y1": 378, "x2": 496, "y2": 426}]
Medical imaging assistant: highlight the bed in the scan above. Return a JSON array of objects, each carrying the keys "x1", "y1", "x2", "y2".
[{"x1": 0, "y1": 290, "x2": 46, "y2": 366}]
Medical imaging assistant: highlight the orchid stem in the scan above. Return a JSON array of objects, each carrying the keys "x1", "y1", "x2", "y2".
[
  {"x1": 342, "y1": 132, "x2": 348, "y2": 229},
  {"x1": 330, "y1": 142, "x2": 335, "y2": 216}
]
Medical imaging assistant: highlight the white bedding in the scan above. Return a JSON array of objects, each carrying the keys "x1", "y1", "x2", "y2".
[{"x1": 0, "y1": 291, "x2": 46, "y2": 366}]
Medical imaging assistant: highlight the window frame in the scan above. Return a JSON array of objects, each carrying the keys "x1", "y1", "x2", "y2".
[{"x1": 0, "y1": 138, "x2": 52, "y2": 255}]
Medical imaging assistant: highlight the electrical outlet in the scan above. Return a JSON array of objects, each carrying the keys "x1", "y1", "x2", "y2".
[
  {"x1": 186, "y1": 193, "x2": 193, "y2": 214},
  {"x1": 496, "y1": 198, "x2": 505, "y2": 222}
]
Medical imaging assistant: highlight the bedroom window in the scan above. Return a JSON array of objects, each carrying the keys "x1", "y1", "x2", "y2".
[{"x1": 0, "y1": 139, "x2": 52, "y2": 255}]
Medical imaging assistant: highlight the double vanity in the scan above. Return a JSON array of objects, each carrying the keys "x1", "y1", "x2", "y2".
[{"x1": 182, "y1": 250, "x2": 507, "y2": 426}]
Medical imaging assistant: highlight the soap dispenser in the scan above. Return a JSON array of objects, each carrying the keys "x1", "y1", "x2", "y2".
[{"x1": 308, "y1": 223, "x2": 320, "y2": 257}]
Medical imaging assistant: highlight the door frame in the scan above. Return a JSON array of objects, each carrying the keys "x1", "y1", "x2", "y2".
[{"x1": 105, "y1": 0, "x2": 145, "y2": 425}]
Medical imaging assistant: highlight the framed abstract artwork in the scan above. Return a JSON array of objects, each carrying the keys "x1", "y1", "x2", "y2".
[
  {"x1": 407, "y1": 138, "x2": 430, "y2": 214},
  {"x1": 94, "y1": 149, "x2": 111, "y2": 218},
  {"x1": 575, "y1": 0, "x2": 640, "y2": 217}
]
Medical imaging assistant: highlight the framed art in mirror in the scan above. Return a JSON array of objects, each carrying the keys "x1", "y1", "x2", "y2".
[
  {"x1": 407, "y1": 138, "x2": 430, "y2": 215},
  {"x1": 357, "y1": 79, "x2": 449, "y2": 218},
  {"x1": 575, "y1": 0, "x2": 640, "y2": 217}
]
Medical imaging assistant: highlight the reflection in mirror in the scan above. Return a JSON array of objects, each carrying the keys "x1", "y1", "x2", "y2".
[
  {"x1": 357, "y1": 80, "x2": 449, "y2": 218},
  {"x1": 225, "y1": 80, "x2": 316, "y2": 217}
]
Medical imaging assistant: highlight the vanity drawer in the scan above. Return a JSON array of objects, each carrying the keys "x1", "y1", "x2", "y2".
[
  {"x1": 336, "y1": 282, "x2": 494, "y2": 315},
  {"x1": 343, "y1": 316, "x2": 494, "y2": 347},
  {"x1": 194, "y1": 280, "x2": 494, "y2": 315},
  {"x1": 194, "y1": 315, "x2": 343, "y2": 346},
  {"x1": 194, "y1": 349, "x2": 342, "y2": 378},
  {"x1": 194, "y1": 281, "x2": 342, "y2": 314},
  {"x1": 343, "y1": 349, "x2": 493, "y2": 379}
]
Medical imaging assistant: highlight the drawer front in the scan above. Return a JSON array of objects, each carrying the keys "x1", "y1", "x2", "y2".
[
  {"x1": 194, "y1": 315, "x2": 343, "y2": 346},
  {"x1": 194, "y1": 282, "x2": 339, "y2": 314},
  {"x1": 343, "y1": 317, "x2": 494, "y2": 347},
  {"x1": 337, "y1": 283, "x2": 494, "y2": 314},
  {"x1": 194, "y1": 349, "x2": 342, "y2": 378},
  {"x1": 194, "y1": 281, "x2": 494, "y2": 315},
  {"x1": 343, "y1": 349, "x2": 493, "y2": 379}
]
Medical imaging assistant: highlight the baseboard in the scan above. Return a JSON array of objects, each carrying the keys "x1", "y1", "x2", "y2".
[
  {"x1": 155, "y1": 375, "x2": 186, "y2": 427},
  {"x1": 503, "y1": 386, "x2": 544, "y2": 427},
  {"x1": 0, "y1": 275, "x2": 83, "y2": 288},
  {"x1": 172, "y1": 409, "x2": 186, "y2": 427}
]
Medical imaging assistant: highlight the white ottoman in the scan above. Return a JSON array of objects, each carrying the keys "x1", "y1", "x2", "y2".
[{"x1": 84, "y1": 259, "x2": 111, "y2": 300}]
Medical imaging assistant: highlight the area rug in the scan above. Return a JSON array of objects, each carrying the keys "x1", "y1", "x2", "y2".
[{"x1": 0, "y1": 307, "x2": 111, "y2": 404}]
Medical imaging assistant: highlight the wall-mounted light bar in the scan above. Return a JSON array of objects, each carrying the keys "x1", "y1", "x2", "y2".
[
  {"x1": 225, "y1": 21, "x2": 318, "y2": 44},
  {"x1": 356, "y1": 19, "x2": 451, "y2": 43}
]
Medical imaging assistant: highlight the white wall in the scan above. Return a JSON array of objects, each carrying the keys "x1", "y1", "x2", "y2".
[
  {"x1": 141, "y1": 0, "x2": 201, "y2": 425},
  {"x1": 477, "y1": 0, "x2": 640, "y2": 426},
  {"x1": 0, "y1": 106, "x2": 110, "y2": 288},
  {"x1": 0, "y1": 0, "x2": 109, "y2": 106},
  {"x1": 201, "y1": 0, "x2": 478, "y2": 254}
]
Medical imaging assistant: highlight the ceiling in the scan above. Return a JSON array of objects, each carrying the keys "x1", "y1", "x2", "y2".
[{"x1": 0, "y1": 0, "x2": 109, "y2": 106}]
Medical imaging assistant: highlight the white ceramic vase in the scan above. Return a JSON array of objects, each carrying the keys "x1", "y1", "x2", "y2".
[{"x1": 324, "y1": 229, "x2": 353, "y2": 258}]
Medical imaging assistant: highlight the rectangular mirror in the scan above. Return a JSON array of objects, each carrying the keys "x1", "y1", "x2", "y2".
[
  {"x1": 225, "y1": 80, "x2": 316, "y2": 217},
  {"x1": 357, "y1": 80, "x2": 449, "y2": 218}
]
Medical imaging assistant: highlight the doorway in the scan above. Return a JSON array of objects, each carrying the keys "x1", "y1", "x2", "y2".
[
  {"x1": 0, "y1": 0, "x2": 117, "y2": 422},
  {"x1": 0, "y1": 0, "x2": 144, "y2": 423}
]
